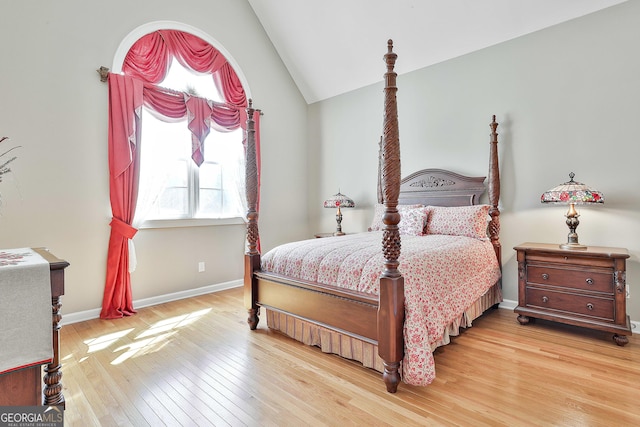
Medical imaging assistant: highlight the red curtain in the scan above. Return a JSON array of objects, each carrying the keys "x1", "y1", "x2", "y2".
[
  {"x1": 122, "y1": 29, "x2": 247, "y2": 163},
  {"x1": 185, "y1": 95, "x2": 212, "y2": 166},
  {"x1": 101, "y1": 73, "x2": 143, "y2": 319},
  {"x1": 101, "y1": 29, "x2": 260, "y2": 319}
]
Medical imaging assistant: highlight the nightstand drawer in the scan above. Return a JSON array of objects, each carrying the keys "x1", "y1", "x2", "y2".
[
  {"x1": 526, "y1": 265, "x2": 613, "y2": 294},
  {"x1": 527, "y1": 253, "x2": 614, "y2": 269},
  {"x1": 525, "y1": 287, "x2": 615, "y2": 321}
]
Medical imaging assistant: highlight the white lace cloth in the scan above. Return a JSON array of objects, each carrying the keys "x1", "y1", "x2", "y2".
[{"x1": 0, "y1": 248, "x2": 52, "y2": 374}]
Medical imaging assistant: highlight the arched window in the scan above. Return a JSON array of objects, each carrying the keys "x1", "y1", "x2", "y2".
[
  {"x1": 101, "y1": 26, "x2": 260, "y2": 319},
  {"x1": 121, "y1": 29, "x2": 249, "y2": 223},
  {"x1": 138, "y1": 58, "x2": 245, "y2": 221}
]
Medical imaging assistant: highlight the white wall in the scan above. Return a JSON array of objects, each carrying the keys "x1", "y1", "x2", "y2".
[
  {"x1": 309, "y1": 1, "x2": 640, "y2": 323},
  {"x1": 0, "y1": 0, "x2": 309, "y2": 315}
]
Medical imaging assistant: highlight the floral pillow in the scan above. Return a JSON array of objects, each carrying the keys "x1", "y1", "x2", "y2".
[
  {"x1": 398, "y1": 206, "x2": 430, "y2": 236},
  {"x1": 425, "y1": 204, "x2": 491, "y2": 239},
  {"x1": 369, "y1": 203, "x2": 423, "y2": 232}
]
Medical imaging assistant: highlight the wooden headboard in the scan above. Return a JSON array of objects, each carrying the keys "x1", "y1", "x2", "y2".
[
  {"x1": 397, "y1": 169, "x2": 486, "y2": 206},
  {"x1": 374, "y1": 115, "x2": 501, "y2": 267}
]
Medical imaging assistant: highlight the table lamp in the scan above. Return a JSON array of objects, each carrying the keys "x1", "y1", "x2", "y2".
[
  {"x1": 323, "y1": 191, "x2": 355, "y2": 236},
  {"x1": 541, "y1": 172, "x2": 604, "y2": 250}
]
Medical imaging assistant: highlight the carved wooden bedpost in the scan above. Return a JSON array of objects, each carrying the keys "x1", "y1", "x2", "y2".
[
  {"x1": 378, "y1": 40, "x2": 405, "y2": 393},
  {"x1": 244, "y1": 100, "x2": 260, "y2": 329},
  {"x1": 377, "y1": 136, "x2": 384, "y2": 204},
  {"x1": 487, "y1": 115, "x2": 501, "y2": 269}
]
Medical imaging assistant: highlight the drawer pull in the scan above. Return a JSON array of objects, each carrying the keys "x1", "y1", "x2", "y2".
[
  {"x1": 541, "y1": 273, "x2": 549, "y2": 280},
  {"x1": 587, "y1": 303, "x2": 594, "y2": 311},
  {"x1": 542, "y1": 296, "x2": 549, "y2": 303},
  {"x1": 586, "y1": 278, "x2": 594, "y2": 285}
]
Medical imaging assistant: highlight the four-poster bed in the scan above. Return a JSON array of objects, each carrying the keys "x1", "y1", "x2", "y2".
[{"x1": 243, "y1": 40, "x2": 502, "y2": 393}]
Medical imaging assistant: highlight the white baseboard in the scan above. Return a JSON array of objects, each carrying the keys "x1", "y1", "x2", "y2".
[
  {"x1": 498, "y1": 298, "x2": 517, "y2": 311},
  {"x1": 499, "y1": 298, "x2": 638, "y2": 334},
  {"x1": 61, "y1": 279, "x2": 243, "y2": 326}
]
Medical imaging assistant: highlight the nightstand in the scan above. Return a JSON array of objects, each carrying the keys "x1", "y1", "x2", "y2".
[
  {"x1": 315, "y1": 232, "x2": 349, "y2": 238},
  {"x1": 514, "y1": 242, "x2": 631, "y2": 346},
  {"x1": 315, "y1": 232, "x2": 335, "y2": 238}
]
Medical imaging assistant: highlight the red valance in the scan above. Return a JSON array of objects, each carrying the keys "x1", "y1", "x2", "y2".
[
  {"x1": 122, "y1": 29, "x2": 247, "y2": 128},
  {"x1": 123, "y1": 30, "x2": 228, "y2": 83}
]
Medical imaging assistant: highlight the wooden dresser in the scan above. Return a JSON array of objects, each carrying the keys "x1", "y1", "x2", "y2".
[{"x1": 514, "y1": 242, "x2": 631, "y2": 346}]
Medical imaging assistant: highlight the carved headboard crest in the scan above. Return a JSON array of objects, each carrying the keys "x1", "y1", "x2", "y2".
[{"x1": 409, "y1": 176, "x2": 455, "y2": 188}]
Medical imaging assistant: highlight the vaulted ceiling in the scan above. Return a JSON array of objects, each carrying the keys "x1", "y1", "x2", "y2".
[{"x1": 248, "y1": 0, "x2": 627, "y2": 104}]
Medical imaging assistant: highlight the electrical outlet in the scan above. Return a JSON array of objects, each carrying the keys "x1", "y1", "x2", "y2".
[{"x1": 198, "y1": 261, "x2": 205, "y2": 272}]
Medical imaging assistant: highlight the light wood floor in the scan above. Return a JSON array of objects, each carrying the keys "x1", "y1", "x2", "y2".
[{"x1": 60, "y1": 287, "x2": 640, "y2": 426}]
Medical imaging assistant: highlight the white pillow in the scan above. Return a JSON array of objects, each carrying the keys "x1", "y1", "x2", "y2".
[
  {"x1": 398, "y1": 206, "x2": 430, "y2": 236},
  {"x1": 369, "y1": 203, "x2": 424, "y2": 231}
]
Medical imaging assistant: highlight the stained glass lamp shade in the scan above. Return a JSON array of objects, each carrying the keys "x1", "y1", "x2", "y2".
[
  {"x1": 541, "y1": 172, "x2": 604, "y2": 250},
  {"x1": 323, "y1": 191, "x2": 355, "y2": 236}
]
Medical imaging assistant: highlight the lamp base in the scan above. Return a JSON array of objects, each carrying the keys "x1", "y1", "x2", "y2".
[
  {"x1": 561, "y1": 212, "x2": 586, "y2": 250},
  {"x1": 559, "y1": 242, "x2": 587, "y2": 250},
  {"x1": 333, "y1": 231, "x2": 345, "y2": 236}
]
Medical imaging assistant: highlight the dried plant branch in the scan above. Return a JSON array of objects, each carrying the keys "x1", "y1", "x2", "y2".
[
  {"x1": 0, "y1": 145, "x2": 21, "y2": 159},
  {"x1": 0, "y1": 138, "x2": 20, "y2": 183}
]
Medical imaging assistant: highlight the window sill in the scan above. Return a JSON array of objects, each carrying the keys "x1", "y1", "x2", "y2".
[{"x1": 139, "y1": 217, "x2": 246, "y2": 229}]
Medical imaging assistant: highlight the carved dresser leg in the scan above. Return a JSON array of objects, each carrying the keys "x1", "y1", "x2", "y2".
[
  {"x1": 517, "y1": 314, "x2": 531, "y2": 325},
  {"x1": 43, "y1": 294, "x2": 65, "y2": 407},
  {"x1": 613, "y1": 334, "x2": 629, "y2": 347}
]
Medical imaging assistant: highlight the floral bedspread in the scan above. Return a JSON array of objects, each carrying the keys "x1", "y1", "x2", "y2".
[{"x1": 261, "y1": 231, "x2": 501, "y2": 386}]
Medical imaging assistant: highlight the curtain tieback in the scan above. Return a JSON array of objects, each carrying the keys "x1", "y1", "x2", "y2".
[{"x1": 110, "y1": 218, "x2": 138, "y2": 240}]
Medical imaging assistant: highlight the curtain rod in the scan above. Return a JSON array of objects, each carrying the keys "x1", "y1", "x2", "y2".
[{"x1": 95, "y1": 65, "x2": 263, "y2": 115}]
